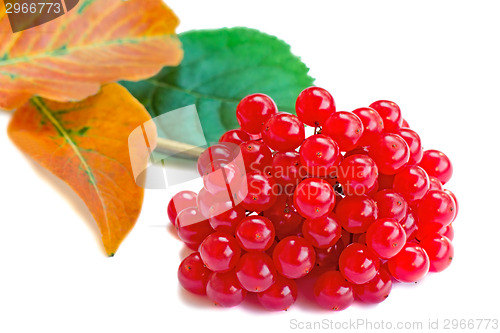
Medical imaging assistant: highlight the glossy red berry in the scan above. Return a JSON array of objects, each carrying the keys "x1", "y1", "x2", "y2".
[
  {"x1": 354, "y1": 266, "x2": 392, "y2": 303},
  {"x1": 168, "y1": 191, "x2": 197, "y2": 226},
  {"x1": 263, "y1": 196, "x2": 304, "y2": 240},
  {"x1": 417, "y1": 189, "x2": 456, "y2": 227},
  {"x1": 387, "y1": 243, "x2": 430, "y2": 282},
  {"x1": 199, "y1": 232, "x2": 241, "y2": 272},
  {"x1": 206, "y1": 270, "x2": 247, "y2": 307},
  {"x1": 419, "y1": 234, "x2": 454, "y2": 272},
  {"x1": 208, "y1": 203, "x2": 246, "y2": 234},
  {"x1": 203, "y1": 162, "x2": 242, "y2": 195},
  {"x1": 439, "y1": 224, "x2": 454, "y2": 241},
  {"x1": 262, "y1": 112, "x2": 305, "y2": 152},
  {"x1": 239, "y1": 140, "x2": 273, "y2": 173},
  {"x1": 197, "y1": 142, "x2": 239, "y2": 176},
  {"x1": 402, "y1": 118, "x2": 410, "y2": 128},
  {"x1": 373, "y1": 190, "x2": 408, "y2": 223},
  {"x1": 323, "y1": 111, "x2": 364, "y2": 151},
  {"x1": 369, "y1": 100, "x2": 403, "y2": 133},
  {"x1": 314, "y1": 270, "x2": 354, "y2": 311},
  {"x1": 352, "y1": 107, "x2": 384, "y2": 147},
  {"x1": 401, "y1": 209, "x2": 418, "y2": 241},
  {"x1": 339, "y1": 243, "x2": 380, "y2": 285},
  {"x1": 335, "y1": 195, "x2": 378, "y2": 233},
  {"x1": 219, "y1": 129, "x2": 251, "y2": 145},
  {"x1": 392, "y1": 165, "x2": 430, "y2": 202},
  {"x1": 444, "y1": 189, "x2": 458, "y2": 221},
  {"x1": 178, "y1": 252, "x2": 212, "y2": 295},
  {"x1": 302, "y1": 212, "x2": 342, "y2": 249},
  {"x1": 418, "y1": 150, "x2": 453, "y2": 184},
  {"x1": 295, "y1": 86, "x2": 336, "y2": 126},
  {"x1": 366, "y1": 218, "x2": 406, "y2": 259},
  {"x1": 237, "y1": 171, "x2": 277, "y2": 212},
  {"x1": 428, "y1": 176, "x2": 443, "y2": 190},
  {"x1": 369, "y1": 133, "x2": 410, "y2": 175},
  {"x1": 293, "y1": 178, "x2": 336, "y2": 219},
  {"x1": 273, "y1": 236, "x2": 316, "y2": 279},
  {"x1": 398, "y1": 128, "x2": 423, "y2": 164},
  {"x1": 337, "y1": 154, "x2": 378, "y2": 196},
  {"x1": 271, "y1": 151, "x2": 302, "y2": 186},
  {"x1": 235, "y1": 252, "x2": 277, "y2": 292},
  {"x1": 235, "y1": 216, "x2": 275, "y2": 252},
  {"x1": 236, "y1": 93, "x2": 278, "y2": 134},
  {"x1": 299, "y1": 134, "x2": 340, "y2": 177},
  {"x1": 257, "y1": 275, "x2": 298, "y2": 311},
  {"x1": 176, "y1": 207, "x2": 214, "y2": 247}
]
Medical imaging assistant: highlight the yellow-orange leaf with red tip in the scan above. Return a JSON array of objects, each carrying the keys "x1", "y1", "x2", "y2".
[
  {"x1": 0, "y1": 0, "x2": 183, "y2": 110},
  {"x1": 8, "y1": 84, "x2": 157, "y2": 256}
]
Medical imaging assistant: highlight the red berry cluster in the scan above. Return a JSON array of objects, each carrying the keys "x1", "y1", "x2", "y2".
[{"x1": 168, "y1": 87, "x2": 458, "y2": 311}]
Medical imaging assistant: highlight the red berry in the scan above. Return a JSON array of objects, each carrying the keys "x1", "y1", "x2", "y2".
[
  {"x1": 273, "y1": 236, "x2": 316, "y2": 279},
  {"x1": 366, "y1": 218, "x2": 406, "y2": 259},
  {"x1": 206, "y1": 270, "x2": 247, "y2": 307},
  {"x1": 178, "y1": 252, "x2": 212, "y2": 295},
  {"x1": 352, "y1": 107, "x2": 384, "y2": 147},
  {"x1": 369, "y1": 133, "x2": 410, "y2": 175},
  {"x1": 235, "y1": 216, "x2": 275, "y2": 252},
  {"x1": 299, "y1": 134, "x2": 340, "y2": 177},
  {"x1": 419, "y1": 234, "x2": 454, "y2": 272},
  {"x1": 315, "y1": 238, "x2": 345, "y2": 267},
  {"x1": 262, "y1": 112, "x2": 305, "y2": 152},
  {"x1": 402, "y1": 118, "x2": 410, "y2": 128},
  {"x1": 398, "y1": 128, "x2": 423, "y2": 164},
  {"x1": 257, "y1": 275, "x2": 298, "y2": 311},
  {"x1": 337, "y1": 154, "x2": 378, "y2": 196},
  {"x1": 209, "y1": 203, "x2": 246, "y2": 234},
  {"x1": 335, "y1": 195, "x2": 378, "y2": 233},
  {"x1": 314, "y1": 270, "x2": 354, "y2": 311},
  {"x1": 354, "y1": 266, "x2": 392, "y2": 303},
  {"x1": 323, "y1": 111, "x2": 364, "y2": 151},
  {"x1": 196, "y1": 188, "x2": 232, "y2": 219},
  {"x1": 263, "y1": 195, "x2": 304, "y2": 240},
  {"x1": 271, "y1": 151, "x2": 302, "y2": 186},
  {"x1": 439, "y1": 224, "x2": 454, "y2": 241},
  {"x1": 401, "y1": 209, "x2": 418, "y2": 241},
  {"x1": 236, "y1": 93, "x2": 278, "y2": 134},
  {"x1": 444, "y1": 189, "x2": 458, "y2": 221},
  {"x1": 417, "y1": 189, "x2": 456, "y2": 228},
  {"x1": 293, "y1": 178, "x2": 336, "y2": 219},
  {"x1": 237, "y1": 171, "x2": 278, "y2": 212},
  {"x1": 373, "y1": 190, "x2": 408, "y2": 223},
  {"x1": 295, "y1": 86, "x2": 336, "y2": 126},
  {"x1": 219, "y1": 129, "x2": 251, "y2": 145},
  {"x1": 428, "y1": 176, "x2": 443, "y2": 190},
  {"x1": 235, "y1": 252, "x2": 277, "y2": 292},
  {"x1": 392, "y1": 165, "x2": 430, "y2": 202},
  {"x1": 239, "y1": 140, "x2": 273, "y2": 174},
  {"x1": 387, "y1": 243, "x2": 430, "y2": 282},
  {"x1": 197, "y1": 143, "x2": 239, "y2": 176},
  {"x1": 302, "y1": 212, "x2": 342, "y2": 249},
  {"x1": 418, "y1": 149, "x2": 453, "y2": 184},
  {"x1": 199, "y1": 232, "x2": 241, "y2": 272},
  {"x1": 339, "y1": 243, "x2": 380, "y2": 285},
  {"x1": 369, "y1": 100, "x2": 403, "y2": 133},
  {"x1": 176, "y1": 207, "x2": 214, "y2": 247},
  {"x1": 203, "y1": 162, "x2": 242, "y2": 195},
  {"x1": 168, "y1": 191, "x2": 197, "y2": 226}
]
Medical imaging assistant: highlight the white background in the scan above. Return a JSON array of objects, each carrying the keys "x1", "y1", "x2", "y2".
[{"x1": 1, "y1": 1, "x2": 499, "y2": 332}]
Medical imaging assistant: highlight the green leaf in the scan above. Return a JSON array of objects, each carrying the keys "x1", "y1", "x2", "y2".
[{"x1": 121, "y1": 27, "x2": 315, "y2": 144}]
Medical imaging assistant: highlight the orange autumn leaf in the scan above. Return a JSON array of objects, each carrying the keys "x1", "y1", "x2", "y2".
[
  {"x1": 8, "y1": 83, "x2": 157, "y2": 256},
  {"x1": 0, "y1": 0, "x2": 183, "y2": 110}
]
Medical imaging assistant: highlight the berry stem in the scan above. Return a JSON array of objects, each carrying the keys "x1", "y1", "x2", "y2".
[{"x1": 155, "y1": 137, "x2": 205, "y2": 160}]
